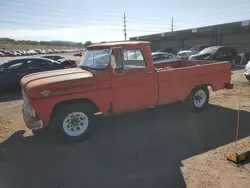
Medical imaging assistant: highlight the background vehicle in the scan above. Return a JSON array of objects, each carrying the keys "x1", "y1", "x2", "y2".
[
  {"x1": 177, "y1": 45, "x2": 209, "y2": 59},
  {"x1": 156, "y1": 47, "x2": 178, "y2": 55},
  {"x1": 21, "y1": 41, "x2": 233, "y2": 142},
  {"x1": 0, "y1": 57, "x2": 67, "y2": 91},
  {"x1": 152, "y1": 52, "x2": 181, "y2": 64},
  {"x1": 189, "y1": 46, "x2": 238, "y2": 65},
  {"x1": 57, "y1": 58, "x2": 77, "y2": 68},
  {"x1": 73, "y1": 51, "x2": 83, "y2": 57},
  {"x1": 244, "y1": 60, "x2": 250, "y2": 81},
  {"x1": 40, "y1": 55, "x2": 65, "y2": 61}
]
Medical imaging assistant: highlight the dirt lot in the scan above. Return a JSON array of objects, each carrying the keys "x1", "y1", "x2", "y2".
[{"x1": 0, "y1": 67, "x2": 250, "y2": 188}]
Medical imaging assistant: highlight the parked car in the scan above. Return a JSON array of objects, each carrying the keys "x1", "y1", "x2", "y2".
[
  {"x1": 189, "y1": 46, "x2": 238, "y2": 65},
  {"x1": 15, "y1": 50, "x2": 24, "y2": 56},
  {"x1": 20, "y1": 41, "x2": 233, "y2": 142},
  {"x1": 244, "y1": 60, "x2": 250, "y2": 81},
  {"x1": 73, "y1": 51, "x2": 82, "y2": 57},
  {"x1": 0, "y1": 52, "x2": 5, "y2": 57},
  {"x1": 152, "y1": 52, "x2": 181, "y2": 64},
  {"x1": 177, "y1": 45, "x2": 209, "y2": 59},
  {"x1": 156, "y1": 47, "x2": 178, "y2": 55},
  {"x1": 3, "y1": 50, "x2": 15, "y2": 56},
  {"x1": 40, "y1": 55, "x2": 65, "y2": 61},
  {"x1": 10, "y1": 50, "x2": 21, "y2": 56},
  {"x1": 0, "y1": 57, "x2": 67, "y2": 91},
  {"x1": 57, "y1": 58, "x2": 77, "y2": 68}
]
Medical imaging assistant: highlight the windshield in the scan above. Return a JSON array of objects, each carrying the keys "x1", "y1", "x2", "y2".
[
  {"x1": 79, "y1": 49, "x2": 111, "y2": 69},
  {"x1": 199, "y1": 47, "x2": 218, "y2": 55}
]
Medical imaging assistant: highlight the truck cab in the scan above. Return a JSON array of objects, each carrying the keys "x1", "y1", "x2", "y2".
[{"x1": 21, "y1": 41, "x2": 233, "y2": 142}]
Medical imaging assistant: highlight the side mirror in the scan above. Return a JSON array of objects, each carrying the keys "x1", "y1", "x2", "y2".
[
  {"x1": 110, "y1": 55, "x2": 116, "y2": 70},
  {"x1": 110, "y1": 54, "x2": 125, "y2": 76}
]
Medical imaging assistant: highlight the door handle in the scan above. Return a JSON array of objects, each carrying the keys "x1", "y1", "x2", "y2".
[{"x1": 147, "y1": 71, "x2": 154, "y2": 74}]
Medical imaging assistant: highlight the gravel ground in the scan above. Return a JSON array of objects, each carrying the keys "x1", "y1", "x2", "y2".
[{"x1": 0, "y1": 66, "x2": 250, "y2": 188}]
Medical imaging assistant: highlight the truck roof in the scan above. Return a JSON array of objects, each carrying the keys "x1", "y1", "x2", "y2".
[{"x1": 87, "y1": 41, "x2": 149, "y2": 48}]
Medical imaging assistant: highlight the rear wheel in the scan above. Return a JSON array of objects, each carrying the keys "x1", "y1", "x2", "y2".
[
  {"x1": 50, "y1": 103, "x2": 95, "y2": 142},
  {"x1": 188, "y1": 86, "x2": 209, "y2": 111}
]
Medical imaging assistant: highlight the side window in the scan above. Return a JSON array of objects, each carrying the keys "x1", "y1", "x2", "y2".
[
  {"x1": 152, "y1": 54, "x2": 160, "y2": 61},
  {"x1": 162, "y1": 54, "x2": 172, "y2": 59},
  {"x1": 28, "y1": 59, "x2": 51, "y2": 68},
  {"x1": 123, "y1": 49, "x2": 146, "y2": 69},
  {"x1": 7, "y1": 61, "x2": 24, "y2": 70}
]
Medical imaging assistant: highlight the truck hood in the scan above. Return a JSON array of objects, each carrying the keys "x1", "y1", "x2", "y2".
[{"x1": 21, "y1": 68, "x2": 97, "y2": 99}]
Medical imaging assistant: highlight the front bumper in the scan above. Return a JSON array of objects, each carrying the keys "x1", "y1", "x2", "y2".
[
  {"x1": 22, "y1": 105, "x2": 43, "y2": 130},
  {"x1": 22, "y1": 105, "x2": 44, "y2": 130},
  {"x1": 22, "y1": 90, "x2": 44, "y2": 130}
]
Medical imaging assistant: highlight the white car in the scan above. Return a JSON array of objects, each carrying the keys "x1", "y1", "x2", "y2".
[
  {"x1": 152, "y1": 52, "x2": 181, "y2": 64},
  {"x1": 177, "y1": 45, "x2": 209, "y2": 59},
  {"x1": 244, "y1": 60, "x2": 250, "y2": 81}
]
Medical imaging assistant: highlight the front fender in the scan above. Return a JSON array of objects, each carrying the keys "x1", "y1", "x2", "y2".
[{"x1": 30, "y1": 89, "x2": 112, "y2": 125}]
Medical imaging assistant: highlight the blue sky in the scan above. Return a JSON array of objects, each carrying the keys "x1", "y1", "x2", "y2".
[{"x1": 0, "y1": 0, "x2": 250, "y2": 42}]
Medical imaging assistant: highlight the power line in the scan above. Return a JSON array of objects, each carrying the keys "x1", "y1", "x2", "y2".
[
  {"x1": 0, "y1": 19, "x2": 167, "y2": 33},
  {"x1": 3, "y1": 0, "x2": 250, "y2": 23},
  {"x1": 0, "y1": 5, "x2": 172, "y2": 31},
  {"x1": 3, "y1": 1, "x2": 249, "y2": 32}
]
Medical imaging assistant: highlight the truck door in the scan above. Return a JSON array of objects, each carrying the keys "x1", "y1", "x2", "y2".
[{"x1": 111, "y1": 48, "x2": 158, "y2": 113}]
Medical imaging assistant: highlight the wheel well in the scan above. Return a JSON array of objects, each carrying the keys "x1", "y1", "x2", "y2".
[
  {"x1": 50, "y1": 98, "x2": 100, "y2": 120},
  {"x1": 189, "y1": 84, "x2": 210, "y2": 95}
]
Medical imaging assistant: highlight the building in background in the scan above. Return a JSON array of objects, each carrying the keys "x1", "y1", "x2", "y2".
[{"x1": 130, "y1": 20, "x2": 250, "y2": 53}]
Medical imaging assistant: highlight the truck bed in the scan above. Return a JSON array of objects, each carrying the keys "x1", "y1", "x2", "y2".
[
  {"x1": 154, "y1": 60, "x2": 225, "y2": 71},
  {"x1": 153, "y1": 60, "x2": 232, "y2": 104}
]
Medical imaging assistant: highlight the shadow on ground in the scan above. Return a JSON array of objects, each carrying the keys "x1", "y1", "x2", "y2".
[
  {"x1": 232, "y1": 64, "x2": 246, "y2": 71},
  {"x1": 0, "y1": 103, "x2": 250, "y2": 188}
]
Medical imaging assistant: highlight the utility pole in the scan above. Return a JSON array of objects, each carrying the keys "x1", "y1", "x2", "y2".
[
  {"x1": 123, "y1": 13, "x2": 127, "y2": 41},
  {"x1": 171, "y1": 17, "x2": 174, "y2": 32}
]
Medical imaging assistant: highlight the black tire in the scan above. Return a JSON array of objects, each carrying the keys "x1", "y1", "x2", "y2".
[
  {"x1": 188, "y1": 86, "x2": 209, "y2": 112},
  {"x1": 50, "y1": 103, "x2": 95, "y2": 142}
]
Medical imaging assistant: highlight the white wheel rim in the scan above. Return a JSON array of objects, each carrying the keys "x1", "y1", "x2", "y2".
[
  {"x1": 194, "y1": 89, "x2": 207, "y2": 107},
  {"x1": 63, "y1": 112, "x2": 89, "y2": 137}
]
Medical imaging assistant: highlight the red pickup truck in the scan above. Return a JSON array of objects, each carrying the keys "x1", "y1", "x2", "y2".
[{"x1": 21, "y1": 41, "x2": 233, "y2": 142}]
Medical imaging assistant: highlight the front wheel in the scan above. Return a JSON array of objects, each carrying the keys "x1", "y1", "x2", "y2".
[
  {"x1": 50, "y1": 103, "x2": 95, "y2": 142},
  {"x1": 188, "y1": 86, "x2": 209, "y2": 111}
]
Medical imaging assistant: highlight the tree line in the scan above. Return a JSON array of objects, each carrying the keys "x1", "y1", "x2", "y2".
[{"x1": 0, "y1": 38, "x2": 93, "y2": 48}]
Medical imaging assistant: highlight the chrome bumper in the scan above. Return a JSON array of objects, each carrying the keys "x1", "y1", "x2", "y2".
[
  {"x1": 22, "y1": 105, "x2": 43, "y2": 130},
  {"x1": 22, "y1": 90, "x2": 43, "y2": 130}
]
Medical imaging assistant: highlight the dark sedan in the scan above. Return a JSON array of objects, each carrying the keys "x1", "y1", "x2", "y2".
[
  {"x1": 57, "y1": 58, "x2": 77, "y2": 68},
  {"x1": 189, "y1": 46, "x2": 238, "y2": 65},
  {"x1": 40, "y1": 55, "x2": 64, "y2": 61},
  {"x1": 0, "y1": 57, "x2": 66, "y2": 91}
]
